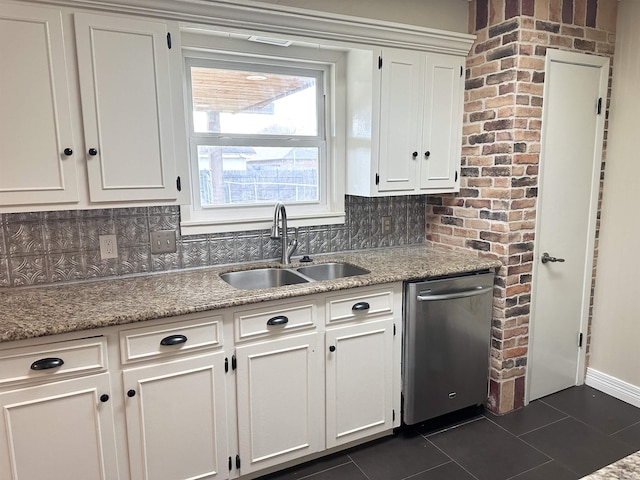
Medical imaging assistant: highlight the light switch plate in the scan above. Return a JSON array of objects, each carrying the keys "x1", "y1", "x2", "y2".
[{"x1": 150, "y1": 230, "x2": 177, "y2": 254}]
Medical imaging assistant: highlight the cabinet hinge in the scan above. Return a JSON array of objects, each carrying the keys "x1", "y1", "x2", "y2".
[
  {"x1": 392, "y1": 409, "x2": 395, "y2": 421},
  {"x1": 176, "y1": 176, "x2": 182, "y2": 192},
  {"x1": 225, "y1": 357, "x2": 229, "y2": 373},
  {"x1": 232, "y1": 354, "x2": 237, "y2": 370},
  {"x1": 579, "y1": 333, "x2": 583, "y2": 347},
  {"x1": 460, "y1": 66, "x2": 463, "y2": 77},
  {"x1": 167, "y1": 32, "x2": 172, "y2": 49},
  {"x1": 455, "y1": 170, "x2": 458, "y2": 182},
  {"x1": 235, "y1": 455, "x2": 241, "y2": 469},
  {"x1": 393, "y1": 323, "x2": 396, "y2": 336},
  {"x1": 597, "y1": 97, "x2": 602, "y2": 115},
  {"x1": 228, "y1": 456, "x2": 232, "y2": 471},
  {"x1": 375, "y1": 173, "x2": 380, "y2": 185},
  {"x1": 378, "y1": 56, "x2": 382, "y2": 69}
]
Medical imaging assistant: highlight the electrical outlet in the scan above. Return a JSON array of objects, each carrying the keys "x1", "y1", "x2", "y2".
[
  {"x1": 99, "y1": 234, "x2": 118, "y2": 259},
  {"x1": 382, "y1": 216, "x2": 392, "y2": 235},
  {"x1": 150, "y1": 230, "x2": 177, "y2": 254}
]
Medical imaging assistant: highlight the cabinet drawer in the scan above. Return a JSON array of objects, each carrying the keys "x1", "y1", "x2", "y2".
[
  {"x1": 0, "y1": 337, "x2": 107, "y2": 386},
  {"x1": 120, "y1": 314, "x2": 223, "y2": 364},
  {"x1": 326, "y1": 288, "x2": 394, "y2": 324},
  {"x1": 234, "y1": 301, "x2": 317, "y2": 342}
]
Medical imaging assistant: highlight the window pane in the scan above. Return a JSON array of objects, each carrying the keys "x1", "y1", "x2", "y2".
[
  {"x1": 198, "y1": 146, "x2": 319, "y2": 206},
  {"x1": 191, "y1": 67, "x2": 318, "y2": 136}
]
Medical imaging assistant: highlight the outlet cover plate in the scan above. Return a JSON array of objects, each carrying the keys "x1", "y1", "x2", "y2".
[
  {"x1": 382, "y1": 216, "x2": 392, "y2": 235},
  {"x1": 99, "y1": 234, "x2": 118, "y2": 259},
  {"x1": 150, "y1": 230, "x2": 177, "y2": 254}
]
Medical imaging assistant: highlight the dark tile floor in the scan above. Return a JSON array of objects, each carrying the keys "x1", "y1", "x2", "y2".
[{"x1": 257, "y1": 386, "x2": 640, "y2": 480}]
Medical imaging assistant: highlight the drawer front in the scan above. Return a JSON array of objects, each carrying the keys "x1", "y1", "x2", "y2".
[
  {"x1": 120, "y1": 314, "x2": 223, "y2": 364},
  {"x1": 234, "y1": 301, "x2": 316, "y2": 342},
  {"x1": 326, "y1": 288, "x2": 394, "y2": 324},
  {"x1": 0, "y1": 337, "x2": 107, "y2": 386}
]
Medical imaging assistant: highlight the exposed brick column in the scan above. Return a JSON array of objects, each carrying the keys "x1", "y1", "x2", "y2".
[{"x1": 426, "y1": 0, "x2": 617, "y2": 414}]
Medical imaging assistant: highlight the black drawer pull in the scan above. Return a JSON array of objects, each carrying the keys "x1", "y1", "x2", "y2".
[
  {"x1": 30, "y1": 357, "x2": 64, "y2": 370},
  {"x1": 267, "y1": 315, "x2": 289, "y2": 326},
  {"x1": 160, "y1": 334, "x2": 187, "y2": 346},
  {"x1": 352, "y1": 302, "x2": 370, "y2": 312}
]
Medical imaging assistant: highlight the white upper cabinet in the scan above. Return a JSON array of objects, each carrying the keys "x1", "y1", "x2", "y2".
[
  {"x1": 0, "y1": 3, "x2": 79, "y2": 206},
  {"x1": 347, "y1": 47, "x2": 465, "y2": 197},
  {"x1": 0, "y1": 3, "x2": 188, "y2": 212},
  {"x1": 74, "y1": 13, "x2": 180, "y2": 203}
]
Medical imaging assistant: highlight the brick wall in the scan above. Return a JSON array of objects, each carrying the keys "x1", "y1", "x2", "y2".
[{"x1": 426, "y1": 0, "x2": 617, "y2": 414}]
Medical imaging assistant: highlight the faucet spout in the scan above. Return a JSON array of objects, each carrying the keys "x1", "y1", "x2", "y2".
[{"x1": 271, "y1": 202, "x2": 298, "y2": 265}]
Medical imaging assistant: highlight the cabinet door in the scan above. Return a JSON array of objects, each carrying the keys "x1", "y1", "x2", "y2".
[
  {"x1": 0, "y1": 3, "x2": 79, "y2": 207},
  {"x1": 74, "y1": 13, "x2": 178, "y2": 203},
  {"x1": 235, "y1": 332, "x2": 323, "y2": 475},
  {"x1": 326, "y1": 319, "x2": 394, "y2": 448},
  {"x1": 420, "y1": 53, "x2": 464, "y2": 191},
  {"x1": 377, "y1": 48, "x2": 422, "y2": 192},
  {"x1": 0, "y1": 373, "x2": 119, "y2": 480},
  {"x1": 122, "y1": 352, "x2": 228, "y2": 480}
]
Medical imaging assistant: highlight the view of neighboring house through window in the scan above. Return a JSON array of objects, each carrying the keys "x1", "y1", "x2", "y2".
[{"x1": 187, "y1": 59, "x2": 325, "y2": 209}]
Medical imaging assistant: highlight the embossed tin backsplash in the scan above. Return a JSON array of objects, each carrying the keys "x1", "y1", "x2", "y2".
[{"x1": 0, "y1": 195, "x2": 426, "y2": 288}]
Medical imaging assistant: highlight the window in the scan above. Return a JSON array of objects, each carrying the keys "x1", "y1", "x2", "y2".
[{"x1": 180, "y1": 43, "x2": 345, "y2": 234}]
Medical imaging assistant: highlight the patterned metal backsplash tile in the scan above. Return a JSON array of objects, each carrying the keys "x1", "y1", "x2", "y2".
[{"x1": 0, "y1": 195, "x2": 426, "y2": 287}]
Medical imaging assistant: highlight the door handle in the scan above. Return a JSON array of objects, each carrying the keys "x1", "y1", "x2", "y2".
[{"x1": 541, "y1": 252, "x2": 565, "y2": 264}]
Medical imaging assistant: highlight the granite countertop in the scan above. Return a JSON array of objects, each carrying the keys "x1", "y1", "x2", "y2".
[
  {"x1": 581, "y1": 451, "x2": 640, "y2": 479},
  {"x1": 0, "y1": 244, "x2": 501, "y2": 344}
]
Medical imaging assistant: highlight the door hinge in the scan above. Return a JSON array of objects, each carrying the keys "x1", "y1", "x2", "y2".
[
  {"x1": 597, "y1": 97, "x2": 602, "y2": 115},
  {"x1": 455, "y1": 170, "x2": 458, "y2": 182},
  {"x1": 579, "y1": 333, "x2": 583, "y2": 347},
  {"x1": 228, "y1": 456, "x2": 232, "y2": 471},
  {"x1": 176, "y1": 176, "x2": 182, "y2": 192},
  {"x1": 232, "y1": 354, "x2": 237, "y2": 370},
  {"x1": 378, "y1": 56, "x2": 383, "y2": 69},
  {"x1": 375, "y1": 173, "x2": 380, "y2": 185},
  {"x1": 167, "y1": 32, "x2": 172, "y2": 49},
  {"x1": 235, "y1": 455, "x2": 241, "y2": 469}
]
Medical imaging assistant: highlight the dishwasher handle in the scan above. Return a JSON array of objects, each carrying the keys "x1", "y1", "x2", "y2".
[{"x1": 417, "y1": 285, "x2": 492, "y2": 302}]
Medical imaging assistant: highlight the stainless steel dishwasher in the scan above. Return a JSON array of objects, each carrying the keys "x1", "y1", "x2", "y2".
[{"x1": 403, "y1": 271, "x2": 495, "y2": 425}]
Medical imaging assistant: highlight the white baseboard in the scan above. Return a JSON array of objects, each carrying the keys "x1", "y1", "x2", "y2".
[{"x1": 585, "y1": 368, "x2": 640, "y2": 408}]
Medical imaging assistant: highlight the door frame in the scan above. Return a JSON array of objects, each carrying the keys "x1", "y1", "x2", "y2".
[{"x1": 526, "y1": 49, "x2": 609, "y2": 403}]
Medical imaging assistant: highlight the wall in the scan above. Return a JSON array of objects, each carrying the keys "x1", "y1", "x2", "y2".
[
  {"x1": 0, "y1": 195, "x2": 426, "y2": 287},
  {"x1": 426, "y1": 0, "x2": 617, "y2": 414},
  {"x1": 589, "y1": 0, "x2": 640, "y2": 389},
  {"x1": 251, "y1": 0, "x2": 470, "y2": 33}
]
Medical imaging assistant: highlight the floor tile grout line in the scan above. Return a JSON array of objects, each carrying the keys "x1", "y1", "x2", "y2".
[
  {"x1": 419, "y1": 414, "x2": 486, "y2": 438},
  {"x1": 419, "y1": 435, "x2": 482, "y2": 480},
  {"x1": 503, "y1": 459, "x2": 556, "y2": 480},
  {"x1": 293, "y1": 460, "x2": 359, "y2": 480},
  {"x1": 609, "y1": 418, "x2": 640, "y2": 438},
  {"x1": 482, "y1": 409, "x2": 569, "y2": 438},
  {"x1": 345, "y1": 454, "x2": 373, "y2": 480}
]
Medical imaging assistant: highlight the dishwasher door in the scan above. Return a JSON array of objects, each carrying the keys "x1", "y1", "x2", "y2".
[{"x1": 403, "y1": 272, "x2": 494, "y2": 425}]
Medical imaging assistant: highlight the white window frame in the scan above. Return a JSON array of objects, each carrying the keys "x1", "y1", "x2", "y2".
[{"x1": 180, "y1": 35, "x2": 346, "y2": 235}]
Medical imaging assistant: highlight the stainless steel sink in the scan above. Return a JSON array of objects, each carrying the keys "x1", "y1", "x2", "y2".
[
  {"x1": 296, "y1": 262, "x2": 369, "y2": 281},
  {"x1": 220, "y1": 268, "x2": 309, "y2": 290}
]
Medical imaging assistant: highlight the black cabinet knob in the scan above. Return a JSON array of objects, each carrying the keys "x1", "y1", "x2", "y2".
[
  {"x1": 329, "y1": 345, "x2": 336, "y2": 352},
  {"x1": 412, "y1": 151, "x2": 418, "y2": 158},
  {"x1": 88, "y1": 148, "x2": 98, "y2": 156},
  {"x1": 63, "y1": 148, "x2": 73, "y2": 156},
  {"x1": 127, "y1": 389, "x2": 136, "y2": 398},
  {"x1": 424, "y1": 151, "x2": 431, "y2": 158},
  {"x1": 100, "y1": 394, "x2": 109, "y2": 403}
]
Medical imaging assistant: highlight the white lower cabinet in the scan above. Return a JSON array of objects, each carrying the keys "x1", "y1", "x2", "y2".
[
  {"x1": 122, "y1": 352, "x2": 228, "y2": 480},
  {"x1": 325, "y1": 319, "x2": 395, "y2": 448},
  {"x1": 235, "y1": 331, "x2": 324, "y2": 475},
  {"x1": 0, "y1": 372, "x2": 119, "y2": 480}
]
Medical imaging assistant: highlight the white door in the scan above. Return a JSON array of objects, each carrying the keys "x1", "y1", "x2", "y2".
[
  {"x1": 377, "y1": 48, "x2": 422, "y2": 192},
  {"x1": 235, "y1": 332, "x2": 323, "y2": 475},
  {"x1": 74, "y1": 13, "x2": 178, "y2": 202},
  {"x1": 528, "y1": 50, "x2": 609, "y2": 401},
  {"x1": 0, "y1": 373, "x2": 119, "y2": 480},
  {"x1": 123, "y1": 353, "x2": 228, "y2": 480},
  {"x1": 325, "y1": 319, "x2": 394, "y2": 448},
  {"x1": 420, "y1": 53, "x2": 464, "y2": 191},
  {"x1": 0, "y1": 3, "x2": 79, "y2": 206}
]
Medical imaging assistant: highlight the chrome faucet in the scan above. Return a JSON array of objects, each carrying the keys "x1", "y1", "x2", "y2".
[{"x1": 270, "y1": 202, "x2": 298, "y2": 265}]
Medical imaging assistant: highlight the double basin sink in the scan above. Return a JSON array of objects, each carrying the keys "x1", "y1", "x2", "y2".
[{"x1": 220, "y1": 262, "x2": 370, "y2": 290}]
